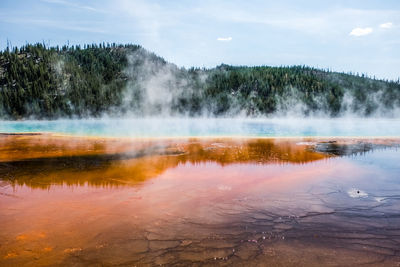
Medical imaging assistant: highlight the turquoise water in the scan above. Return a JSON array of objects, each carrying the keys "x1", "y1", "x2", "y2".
[{"x1": 1, "y1": 118, "x2": 400, "y2": 137}]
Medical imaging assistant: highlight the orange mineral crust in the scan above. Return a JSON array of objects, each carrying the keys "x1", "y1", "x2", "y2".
[{"x1": 1, "y1": 134, "x2": 400, "y2": 266}]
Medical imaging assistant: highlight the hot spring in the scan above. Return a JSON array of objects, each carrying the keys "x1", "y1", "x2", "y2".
[
  {"x1": 1, "y1": 118, "x2": 400, "y2": 266},
  {"x1": 1, "y1": 118, "x2": 400, "y2": 137}
]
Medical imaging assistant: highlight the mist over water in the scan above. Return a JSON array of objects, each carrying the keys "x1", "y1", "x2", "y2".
[
  {"x1": 1, "y1": 118, "x2": 400, "y2": 137},
  {"x1": 110, "y1": 49, "x2": 400, "y2": 118}
]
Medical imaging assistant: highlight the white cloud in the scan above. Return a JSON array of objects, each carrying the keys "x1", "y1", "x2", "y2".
[
  {"x1": 217, "y1": 37, "x2": 232, "y2": 41},
  {"x1": 41, "y1": 0, "x2": 102, "y2": 12},
  {"x1": 380, "y1": 22, "x2": 393, "y2": 29},
  {"x1": 0, "y1": 16, "x2": 107, "y2": 33},
  {"x1": 349, "y1": 27, "x2": 373, "y2": 37}
]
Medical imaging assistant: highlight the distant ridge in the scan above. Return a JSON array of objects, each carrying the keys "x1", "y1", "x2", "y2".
[{"x1": 0, "y1": 43, "x2": 399, "y2": 119}]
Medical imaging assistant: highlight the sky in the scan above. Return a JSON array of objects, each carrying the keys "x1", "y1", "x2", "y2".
[{"x1": 0, "y1": 0, "x2": 399, "y2": 80}]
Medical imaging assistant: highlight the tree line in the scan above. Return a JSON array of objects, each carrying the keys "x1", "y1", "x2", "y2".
[{"x1": 0, "y1": 43, "x2": 399, "y2": 119}]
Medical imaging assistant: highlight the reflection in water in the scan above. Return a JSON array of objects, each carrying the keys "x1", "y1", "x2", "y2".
[
  {"x1": 0, "y1": 135, "x2": 400, "y2": 266},
  {"x1": 0, "y1": 135, "x2": 329, "y2": 188}
]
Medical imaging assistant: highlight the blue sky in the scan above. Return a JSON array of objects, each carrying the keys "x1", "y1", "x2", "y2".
[{"x1": 0, "y1": 0, "x2": 399, "y2": 80}]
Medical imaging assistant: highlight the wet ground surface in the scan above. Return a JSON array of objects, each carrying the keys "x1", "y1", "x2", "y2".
[{"x1": 0, "y1": 135, "x2": 400, "y2": 266}]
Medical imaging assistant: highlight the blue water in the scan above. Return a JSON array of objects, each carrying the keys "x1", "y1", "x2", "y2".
[{"x1": 0, "y1": 118, "x2": 399, "y2": 137}]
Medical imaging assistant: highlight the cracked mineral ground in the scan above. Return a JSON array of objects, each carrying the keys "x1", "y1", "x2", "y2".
[{"x1": 1, "y1": 135, "x2": 400, "y2": 266}]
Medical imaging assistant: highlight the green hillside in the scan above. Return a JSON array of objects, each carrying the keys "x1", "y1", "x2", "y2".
[{"x1": 0, "y1": 43, "x2": 399, "y2": 119}]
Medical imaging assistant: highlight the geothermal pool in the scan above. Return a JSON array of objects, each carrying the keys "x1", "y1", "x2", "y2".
[
  {"x1": 1, "y1": 119, "x2": 400, "y2": 266},
  {"x1": 1, "y1": 118, "x2": 400, "y2": 137}
]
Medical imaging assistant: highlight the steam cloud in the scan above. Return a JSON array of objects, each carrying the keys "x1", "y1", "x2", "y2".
[{"x1": 115, "y1": 49, "x2": 400, "y2": 119}]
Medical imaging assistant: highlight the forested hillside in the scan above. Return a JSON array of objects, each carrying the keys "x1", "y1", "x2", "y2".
[{"x1": 0, "y1": 43, "x2": 399, "y2": 119}]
